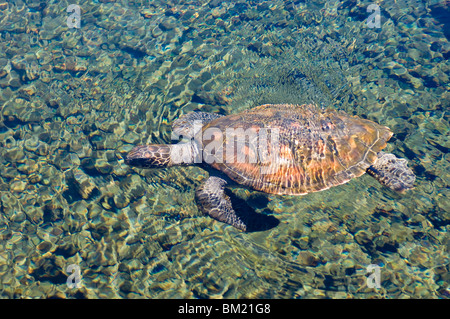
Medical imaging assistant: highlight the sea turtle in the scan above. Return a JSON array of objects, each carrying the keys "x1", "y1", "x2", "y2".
[{"x1": 125, "y1": 104, "x2": 415, "y2": 231}]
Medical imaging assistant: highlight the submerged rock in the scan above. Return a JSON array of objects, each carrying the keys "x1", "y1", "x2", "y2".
[{"x1": 69, "y1": 168, "x2": 99, "y2": 200}]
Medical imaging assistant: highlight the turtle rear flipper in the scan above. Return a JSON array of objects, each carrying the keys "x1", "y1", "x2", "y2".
[
  {"x1": 367, "y1": 152, "x2": 416, "y2": 192},
  {"x1": 195, "y1": 176, "x2": 279, "y2": 231}
]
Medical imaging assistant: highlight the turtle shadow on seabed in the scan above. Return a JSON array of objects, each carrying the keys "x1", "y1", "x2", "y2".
[{"x1": 223, "y1": 188, "x2": 280, "y2": 232}]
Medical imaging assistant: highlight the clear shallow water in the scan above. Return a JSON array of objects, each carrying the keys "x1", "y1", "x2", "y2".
[{"x1": 0, "y1": 0, "x2": 448, "y2": 298}]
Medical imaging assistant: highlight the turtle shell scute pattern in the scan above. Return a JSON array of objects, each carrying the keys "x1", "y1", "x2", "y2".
[{"x1": 200, "y1": 104, "x2": 393, "y2": 195}]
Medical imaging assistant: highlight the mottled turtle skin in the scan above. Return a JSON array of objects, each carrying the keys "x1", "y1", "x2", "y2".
[{"x1": 126, "y1": 104, "x2": 415, "y2": 231}]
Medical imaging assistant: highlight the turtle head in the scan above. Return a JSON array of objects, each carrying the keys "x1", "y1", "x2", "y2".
[
  {"x1": 125, "y1": 144, "x2": 172, "y2": 168},
  {"x1": 125, "y1": 143, "x2": 196, "y2": 168}
]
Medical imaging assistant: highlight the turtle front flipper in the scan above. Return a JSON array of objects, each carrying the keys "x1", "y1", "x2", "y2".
[
  {"x1": 195, "y1": 177, "x2": 248, "y2": 231},
  {"x1": 367, "y1": 151, "x2": 416, "y2": 192},
  {"x1": 195, "y1": 176, "x2": 280, "y2": 232},
  {"x1": 125, "y1": 142, "x2": 196, "y2": 168},
  {"x1": 172, "y1": 112, "x2": 224, "y2": 139}
]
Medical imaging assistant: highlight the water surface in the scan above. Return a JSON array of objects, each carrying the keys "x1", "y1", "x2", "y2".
[{"x1": 0, "y1": 0, "x2": 448, "y2": 298}]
